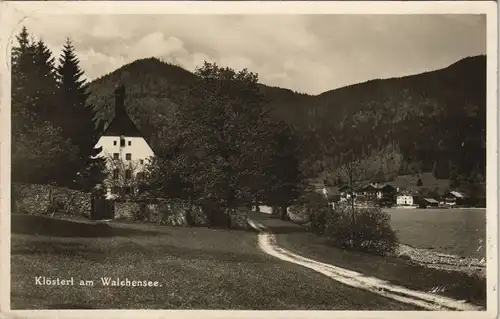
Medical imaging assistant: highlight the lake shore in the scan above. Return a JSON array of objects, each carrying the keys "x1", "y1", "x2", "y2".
[
  {"x1": 383, "y1": 207, "x2": 486, "y2": 259},
  {"x1": 395, "y1": 244, "x2": 486, "y2": 278}
]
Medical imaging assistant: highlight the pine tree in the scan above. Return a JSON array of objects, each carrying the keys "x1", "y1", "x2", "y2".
[
  {"x1": 32, "y1": 39, "x2": 58, "y2": 123},
  {"x1": 11, "y1": 27, "x2": 79, "y2": 185},
  {"x1": 56, "y1": 38, "x2": 104, "y2": 190},
  {"x1": 417, "y1": 178, "x2": 423, "y2": 187},
  {"x1": 11, "y1": 27, "x2": 37, "y2": 131}
]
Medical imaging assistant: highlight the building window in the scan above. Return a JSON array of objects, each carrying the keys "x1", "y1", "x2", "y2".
[
  {"x1": 125, "y1": 169, "x2": 132, "y2": 179},
  {"x1": 113, "y1": 153, "x2": 119, "y2": 160},
  {"x1": 113, "y1": 169, "x2": 119, "y2": 179},
  {"x1": 120, "y1": 138, "x2": 125, "y2": 147},
  {"x1": 113, "y1": 141, "x2": 117, "y2": 146},
  {"x1": 140, "y1": 159, "x2": 144, "y2": 165},
  {"x1": 126, "y1": 153, "x2": 132, "y2": 160},
  {"x1": 128, "y1": 141, "x2": 131, "y2": 146}
]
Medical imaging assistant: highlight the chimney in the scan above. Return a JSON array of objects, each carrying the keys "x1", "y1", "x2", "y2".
[{"x1": 114, "y1": 84, "x2": 126, "y2": 118}]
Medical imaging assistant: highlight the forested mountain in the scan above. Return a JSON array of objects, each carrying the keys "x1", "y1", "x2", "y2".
[{"x1": 88, "y1": 55, "x2": 486, "y2": 192}]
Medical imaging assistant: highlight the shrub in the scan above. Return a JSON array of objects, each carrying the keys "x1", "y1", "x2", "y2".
[
  {"x1": 289, "y1": 191, "x2": 332, "y2": 234},
  {"x1": 12, "y1": 182, "x2": 91, "y2": 216},
  {"x1": 155, "y1": 199, "x2": 207, "y2": 227},
  {"x1": 130, "y1": 204, "x2": 147, "y2": 221},
  {"x1": 325, "y1": 204, "x2": 398, "y2": 256}
]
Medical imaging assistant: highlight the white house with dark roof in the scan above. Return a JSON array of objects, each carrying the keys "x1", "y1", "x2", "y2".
[
  {"x1": 395, "y1": 189, "x2": 417, "y2": 207},
  {"x1": 94, "y1": 85, "x2": 155, "y2": 199}
]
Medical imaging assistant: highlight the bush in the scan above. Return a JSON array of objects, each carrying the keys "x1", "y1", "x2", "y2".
[
  {"x1": 12, "y1": 182, "x2": 91, "y2": 216},
  {"x1": 325, "y1": 204, "x2": 398, "y2": 256},
  {"x1": 155, "y1": 199, "x2": 207, "y2": 227},
  {"x1": 288, "y1": 191, "x2": 332, "y2": 234}
]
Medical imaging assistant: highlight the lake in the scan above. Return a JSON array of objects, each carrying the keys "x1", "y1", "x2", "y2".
[{"x1": 383, "y1": 208, "x2": 486, "y2": 259}]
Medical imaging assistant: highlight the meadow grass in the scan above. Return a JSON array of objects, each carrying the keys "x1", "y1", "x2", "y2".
[{"x1": 11, "y1": 214, "x2": 419, "y2": 310}]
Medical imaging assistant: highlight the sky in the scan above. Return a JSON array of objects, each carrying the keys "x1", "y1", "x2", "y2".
[{"x1": 16, "y1": 14, "x2": 486, "y2": 95}]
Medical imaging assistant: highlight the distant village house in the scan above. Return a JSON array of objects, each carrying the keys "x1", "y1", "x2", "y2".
[
  {"x1": 396, "y1": 192, "x2": 415, "y2": 207},
  {"x1": 444, "y1": 191, "x2": 467, "y2": 207}
]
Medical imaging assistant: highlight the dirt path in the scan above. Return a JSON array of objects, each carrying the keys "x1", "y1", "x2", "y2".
[{"x1": 247, "y1": 219, "x2": 482, "y2": 311}]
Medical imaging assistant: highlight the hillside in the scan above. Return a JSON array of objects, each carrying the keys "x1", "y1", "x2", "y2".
[{"x1": 88, "y1": 55, "x2": 486, "y2": 192}]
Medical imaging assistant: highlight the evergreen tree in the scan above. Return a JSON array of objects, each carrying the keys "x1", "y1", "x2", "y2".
[
  {"x1": 11, "y1": 27, "x2": 78, "y2": 185},
  {"x1": 32, "y1": 39, "x2": 58, "y2": 123},
  {"x1": 11, "y1": 27, "x2": 37, "y2": 131},
  {"x1": 56, "y1": 38, "x2": 104, "y2": 190},
  {"x1": 12, "y1": 29, "x2": 59, "y2": 128}
]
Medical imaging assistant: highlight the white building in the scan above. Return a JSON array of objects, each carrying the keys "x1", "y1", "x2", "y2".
[
  {"x1": 396, "y1": 194, "x2": 414, "y2": 206},
  {"x1": 94, "y1": 85, "x2": 155, "y2": 199}
]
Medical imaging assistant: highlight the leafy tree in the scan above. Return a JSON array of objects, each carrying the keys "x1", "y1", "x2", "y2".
[
  {"x1": 261, "y1": 124, "x2": 305, "y2": 220},
  {"x1": 56, "y1": 38, "x2": 105, "y2": 190},
  {"x1": 152, "y1": 62, "x2": 302, "y2": 226},
  {"x1": 101, "y1": 154, "x2": 149, "y2": 198},
  {"x1": 12, "y1": 121, "x2": 79, "y2": 185}
]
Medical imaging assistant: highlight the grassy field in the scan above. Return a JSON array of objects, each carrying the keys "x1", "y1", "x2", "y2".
[
  {"x1": 384, "y1": 208, "x2": 486, "y2": 259},
  {"x1": 11, "y1": 213, "x2": 420, "y2": 310},
  {"x1": 267, "y1": 222, "x2": 486, "y2": 308}
]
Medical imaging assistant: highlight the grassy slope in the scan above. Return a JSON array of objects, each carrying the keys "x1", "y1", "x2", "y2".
[
  {"x1": 11, "y1": 214, "x2": 418, "y2": 310},
  {"x1": 265, "y1": 220, "x2": 486, "y2": 308}
]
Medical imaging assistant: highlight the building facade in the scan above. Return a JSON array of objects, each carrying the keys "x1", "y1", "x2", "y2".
[
  {"x1": 357, "y1": 183, "x2": 396, "y2": 202},
  {"x1": 94, "y1": 85, "x2": 155, "y2": 199},
  {"x1": 396, "y1": 194, "x2": 415, "y2": 206}
]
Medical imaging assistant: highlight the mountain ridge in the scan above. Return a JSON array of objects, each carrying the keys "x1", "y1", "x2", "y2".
[{"x1": 88, "y1": 54, "x2": 486, "y2": 193}]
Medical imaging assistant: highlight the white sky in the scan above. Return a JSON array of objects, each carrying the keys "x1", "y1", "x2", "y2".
[{"x1": 16, "y1": 14, "x2": 486, "y2": 95}]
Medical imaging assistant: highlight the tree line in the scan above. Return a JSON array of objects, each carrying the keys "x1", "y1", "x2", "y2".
[{"x1": 11, "y1": 27, "x2": 105, "y2": 191}]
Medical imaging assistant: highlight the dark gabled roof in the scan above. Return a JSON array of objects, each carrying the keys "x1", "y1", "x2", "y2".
[
  {"x1": 339, "y1": 185, "x2": 353, "y2": 191},
  {"x1": 423, "y1": 198, "x2": 439, "y2": 203},
  {"x1": 379, "y1": 184, "x2": 396, "y2": 191},
  {"x1": 357, "y1": 183, "x2": 396, "y2": 192},
  {"x1": 359, "y1": 185, "x2": 375, "y2": 192},
  {"x1": 101, "y1": 113, "x2": 144, "y2": 137},
  {"x1": 101, "y1": 84, "x2": 144, "y2": 138}
]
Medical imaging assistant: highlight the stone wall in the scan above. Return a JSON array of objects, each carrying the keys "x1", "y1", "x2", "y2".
[
  {"x1": 115, "y1": 199, "x2": 209, "y2": 227},
  {"x1": 114, "y1": 200, "x2": 250, "y2": 229},
  {"x1": 114, "y1": 201, "x2": 141, "y2": 220},
  {"x1": 12, "y1": 183, "x2": 91, "y2": 217}
]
